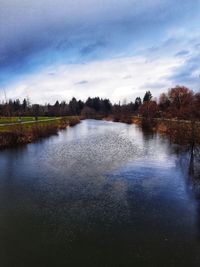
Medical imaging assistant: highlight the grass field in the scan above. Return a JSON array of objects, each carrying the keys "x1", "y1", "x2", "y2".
[
  {"x1": 0, "y1": 116, "x2": 80, "y2": 132},
  {"x1": 0, "y1": 116, "x2": 54, "y2": 124},
  {"x1": 0, "y1": 116, "x2": 80, "y2": 149}
]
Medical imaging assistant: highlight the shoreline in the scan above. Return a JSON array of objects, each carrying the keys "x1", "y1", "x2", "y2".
[
  {"x1": 103, "y1": 115, "x2": 200, "y2": 145},
  {"x1": 0, "y1": 116, "x2": 80, "y2": 150},
  {"x1": 1, "y1": 115, "x2": 199, "y2": 150}
]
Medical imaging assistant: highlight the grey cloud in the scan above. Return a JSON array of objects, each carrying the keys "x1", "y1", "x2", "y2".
[
  {"x1": 123, "y1": 75, "x2": 132, "y2": 80},
  {"x1": 75, "y1": 80, "x2": 88, "y2": 85},
  {"x1": 0, "y1": 0, "x2": 200, "y2": 86},
  {"x1": 169, "y1": 52, "x2": 200, "y2": 90},
  {"x1": 175, "y1": 50, "x2": 190, "y2": 57},
  {"x1": 142, "y1": 82, "x2": 166, "y2": 90}
]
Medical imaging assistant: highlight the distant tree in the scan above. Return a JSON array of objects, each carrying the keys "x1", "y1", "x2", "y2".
[
  {"x1": 128, "y1": 102, "x2": 135, "y2": 113},
  {"x1": 139, "y1": 100, "x2": 158, "y2": 129},
  {"x1": 32, "y1": 104, "x2": 40, "y2": 120},
  {"x1": 22, "y1": 98, "x2": 27, "y2": 111},
  {"x1": 112, "y1": 104, "x2": 121, "y2": 122},
  {"x1": 192, "y1": 93, "x2": 200, "y2": 120},
  {"x1": 134, "y1": 97, "x2": 142, "y2": 111},
  {"x1": 143, "y1": 91, "x2": 152, "y2": 103},
  {"x1": 159, "y1": 93, "x2": 170, "y2": 109},
  {"x1": 54, "y1": 100, "x2": 60, "y2": 107},
  {"x1": 60, "y1": 101, "x2": 67, "y2": 116},
  {"x1": 13, "y1": 99, "x2": 21, "y2": 113},
  {"x1": 167, "y1": 86, "x2": 194, "y2": 119},
  {"x1": 85, "y1": 97, "x2": 93, "y2": 109},
  {"x1": 0, "y1": 86, "x2": 198, "y2": 122},
  {"x1": 139, "y1": 100, "x2": 158, "y2": 119},
  {"x1": 69, "y1": 97, "x2": 79, "y2": 115},
  {"x1": 78, "y1": 100, "x2": 84, "y2": 113},
  {"x1": 101, "y1": 99, "x2": 112, "y2": 115},
  {"x1": 81, "y1": 106, "x2": 96, "y2": 118}
]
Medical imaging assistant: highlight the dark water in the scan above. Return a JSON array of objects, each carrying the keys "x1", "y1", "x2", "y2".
[{"x1": 0, "y1": 120, "x2": 200, "y2": 267}]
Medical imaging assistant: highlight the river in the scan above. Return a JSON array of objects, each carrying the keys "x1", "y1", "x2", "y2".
[{"x1": 0, "y1": 119, "x2": 200, "y2": 266}]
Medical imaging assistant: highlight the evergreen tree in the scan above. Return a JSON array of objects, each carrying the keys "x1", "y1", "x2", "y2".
[
  {"x1": 143, "y1": 91, "x2": 152, "y2": 102},
  {"x1": 134, "y1": 97, "x2": 142, "y2": 111}
]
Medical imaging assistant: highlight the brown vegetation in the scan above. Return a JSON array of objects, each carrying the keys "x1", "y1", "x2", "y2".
[
  {"x1": 0, "y1": 117, "x2": 80, "y2": 149},
  {"x1": 1, "y1": 85, "x2": 200, "y2": 147},
  {"x1": 155, "y1": 119, "x2": 200, "y2": 145}
]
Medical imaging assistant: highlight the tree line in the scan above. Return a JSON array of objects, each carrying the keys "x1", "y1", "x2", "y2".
[
  {"x1": 0, "y1": 97, "x2": 112, "y2": 118},
  {"x1": 0, "y1": 86, "x2": 200, "y2": 121}
]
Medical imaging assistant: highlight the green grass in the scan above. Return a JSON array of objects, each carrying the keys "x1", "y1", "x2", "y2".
[
  {"x1": 0, "y1": 116, "x2": 80, "y2": 132},
  {"x1": 0, "y1": 116, "x2": 55, "y2": 124}
]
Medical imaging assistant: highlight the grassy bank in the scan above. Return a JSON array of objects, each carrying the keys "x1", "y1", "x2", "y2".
[
  {"x1": 0, "y1": 116, "x2": 80, "y2": 149},
  {"x1": 130, "y1": 116, "x2": 200, "y2": 145},
  {"x1": 155, "y1": 119, "x2": 200, "y2": 145},
  {"x1": 102, "y1": 115, "x2": 200, "y2": 145},
  {"x1": 0, "y1": 116, "x2": 53, "y2": 124}
]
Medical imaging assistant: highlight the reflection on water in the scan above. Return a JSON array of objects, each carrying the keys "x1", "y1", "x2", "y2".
[{"x1": 0, "y1": 119, "x2": 200, "y2": 266}]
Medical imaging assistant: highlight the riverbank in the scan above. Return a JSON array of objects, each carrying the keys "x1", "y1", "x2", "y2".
[
  {"x1": 0, "y1": 116, "x2": 80, "y2": 149},
  {"x1": 102, "y1": 115, "x2": 200, "y2": 145},
  {"x1": 132, "y1": 116, "x2": 200, "y2": 145}
]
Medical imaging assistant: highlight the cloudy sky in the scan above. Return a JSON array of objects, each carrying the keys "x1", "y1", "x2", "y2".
[{"x1": 1, "y1": 0, "x2": 200, "y2": 103}]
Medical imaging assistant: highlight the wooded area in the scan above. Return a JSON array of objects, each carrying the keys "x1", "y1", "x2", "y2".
[{"x1": 1, "y1": 86, "x2": 200, "y2": 121}]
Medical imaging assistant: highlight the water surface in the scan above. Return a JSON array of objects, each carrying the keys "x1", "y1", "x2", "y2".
[{"x1": 0, "y1": 120, "x2": 200, "y2": 266}]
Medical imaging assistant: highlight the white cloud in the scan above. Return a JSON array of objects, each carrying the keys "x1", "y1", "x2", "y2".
[{"x1": 5, "y1": 55, "x2": 183, "y2": 104}]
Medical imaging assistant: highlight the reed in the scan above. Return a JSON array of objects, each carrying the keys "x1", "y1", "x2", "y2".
[{"x1": 0, "y1": 116, "x2": 80, "y2": 149}]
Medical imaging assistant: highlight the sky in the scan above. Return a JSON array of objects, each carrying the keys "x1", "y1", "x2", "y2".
[{"x1": 0, "y1": 0, "x2": 200, "y2": 104}]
